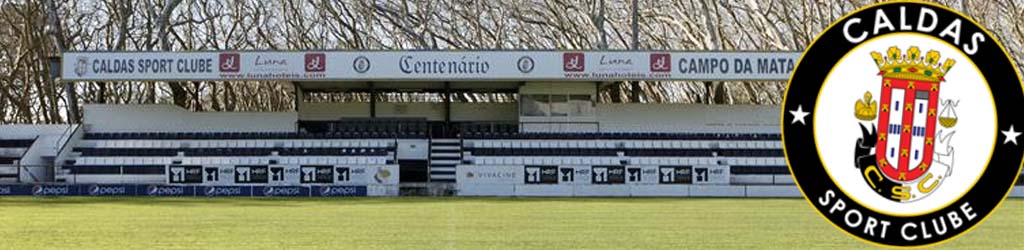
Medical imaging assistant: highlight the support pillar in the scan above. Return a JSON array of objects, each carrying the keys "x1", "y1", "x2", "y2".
[
  {"x1": 444, "y1": 82, "x2": 452, "y2": 137},
  {"x1": 369, "y1": 82, "x2": 377, "y2": 118},
  {"x1": 293, "y1": 83, "x2": 303, "y2": 112}
]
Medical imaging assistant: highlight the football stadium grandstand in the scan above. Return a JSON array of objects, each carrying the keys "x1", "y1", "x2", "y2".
[{"x1": 0, "y1": 51, "x2": 1020, "y2": 198}]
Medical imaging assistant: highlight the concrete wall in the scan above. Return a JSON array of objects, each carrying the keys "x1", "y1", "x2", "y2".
[
  {"x1": 84, "y1": 104, "x2": 297, "y2": 133},
  {"x1": 457, "y1": 184, "x2": 801, "y2": 197},
  {"x1": 596, "y1": 103, "x2": 780, "y2": 133}
]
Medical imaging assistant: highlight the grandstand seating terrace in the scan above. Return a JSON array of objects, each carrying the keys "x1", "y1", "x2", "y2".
[
  {"x1": 0, "y1": 138, "x2": 37, "y2": 182},
  {"x1": 459, "y1": 131, "x2": 789, "y2": 185},
  {"x1": 0, "y1": 139, "x2": 36, "y2": 163},
  {"x1": 63, "y1": 130, "x2": 400, "y2": 183}
]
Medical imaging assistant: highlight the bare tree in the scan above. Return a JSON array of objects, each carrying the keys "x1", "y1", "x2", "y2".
[{"x1": 1, "y1": 0, "x2": 1022, "y2": 124}]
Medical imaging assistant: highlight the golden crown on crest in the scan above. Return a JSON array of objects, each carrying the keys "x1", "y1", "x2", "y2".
[{"x1": 871, "y1": 46, "x2": 956, "y2": 82}]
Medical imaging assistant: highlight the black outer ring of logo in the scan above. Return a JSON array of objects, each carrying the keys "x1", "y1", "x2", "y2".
[{"x1": 782, "y1": 2, "x2": 1023, "y2": 247}]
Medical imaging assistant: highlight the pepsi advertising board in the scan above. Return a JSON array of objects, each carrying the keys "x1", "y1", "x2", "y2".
[
  {"x1": 140, "y1": 185, "x2": 196, "y2": 197},
  {"x1": 84, "y1": 184, "x2": 135, "y2": 196},
  {"x1": 311, "y1": 186, "x2": 368, "y2": 197},
  {"x1": 202, "y1": 186, "x2": 253, "y2": 197},
  {"x1": 0, "y1": 184, "x2": 34, "y2": 195},
  {"x1": 31, "y1": 185, "x2": 77, "y2": 196},
  {"x1": 0, "y1": 184, "x2": 374, "y2": 197},
  {"x1": 252, "y1": 186, "x2": 311, "y2": 197}
]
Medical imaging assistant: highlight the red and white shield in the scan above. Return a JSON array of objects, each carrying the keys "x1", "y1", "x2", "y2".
[{"x1": 876, "y1": 77, "x2": 941, "y2": 182}]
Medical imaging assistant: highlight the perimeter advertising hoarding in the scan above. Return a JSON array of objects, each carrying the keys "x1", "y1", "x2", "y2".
[
  {"x1": 0, "y1": 184, "x2": 376, "y2": 197},
  {"x1": 311, "y1": 185, "x2": 368, "y2": 197},
  {"x1": 30, "y1": 184, "x2": 77, "y2": 196},
  {"x1": 454, "y1": 165, "x2": 739, "y2": 197},
  {"x1": 172, "y1": 165, "x2": 399, "y2": 186},
  {"x1": 335, "y1": 165, "x2": 399, "y2": 186},
  {"x1": 63, "y1": 51, "x2": 799, "y2": 82},
  {"x1": 251, "y1": 186, "x2": 311, "y2": 197},
  {"x1": 83, "y1": 184, "x2": 135, "y2": 196},
  {"x1": 456, "y1": 165, "x2": 522, "y2": 184},
  {"x1": 141, "y1": 185, "x2": 196, "y2": 197},
  {"x1": 0, "y1": 184, "x2": 34, "y2": 195},
  {"x1": 691, "y1": 165, "x2": 730, "y2": 185},
  {"x1": 202, "y1": 186, "x2": 253, "y2": 197}
]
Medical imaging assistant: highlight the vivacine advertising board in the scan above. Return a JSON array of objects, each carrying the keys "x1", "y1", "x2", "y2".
[
  {"x1": 456, "y1": 165, "x2": 521, "y2": 184},
  {"x1": 63, "y1": 51, "x2": 800, "y2": 82}
]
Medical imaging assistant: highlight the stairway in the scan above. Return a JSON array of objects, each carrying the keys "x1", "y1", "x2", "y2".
[{"x1": 428, "y1": 139, "x2": 462, "y2": 182}]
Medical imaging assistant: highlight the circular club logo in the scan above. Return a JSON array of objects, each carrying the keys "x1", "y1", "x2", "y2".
[
  {"x1": 782, "y1": 2, "x2": 1022, "y2": 247},
  {"x1": 517, "y1": 56, "x2": 535, "y2": 73},
  {"x1": 353, "y1": 56, "x2": 371, "y2": 73}
]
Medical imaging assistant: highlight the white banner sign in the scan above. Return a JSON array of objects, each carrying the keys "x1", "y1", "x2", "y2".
[
  {"x1": 456, "y1": 165, "x2": 522, "y2": 184},
  {"x1": 692, "y1": 165, "x2": 730, "y2": 185},
  {"x1": 62, "y1": 51, "x2": 800, "y2": 81}
]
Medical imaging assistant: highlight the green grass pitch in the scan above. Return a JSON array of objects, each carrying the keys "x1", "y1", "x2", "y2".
[{"x1": 0, "y1": 197, "x2": 1020, "y2": 249}]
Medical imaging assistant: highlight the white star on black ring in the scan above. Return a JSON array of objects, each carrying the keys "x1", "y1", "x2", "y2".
[
  {"x1": 789, "y1": 105, "x2": 810, "y2": 125},
  {"x1": 1001, "y1": 124, "x2": 1021, "y2": 145}
]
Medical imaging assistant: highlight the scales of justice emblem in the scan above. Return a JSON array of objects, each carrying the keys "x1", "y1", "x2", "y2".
[{"x1": 853, "y1": 46, "x2": 960, "y2": 202}]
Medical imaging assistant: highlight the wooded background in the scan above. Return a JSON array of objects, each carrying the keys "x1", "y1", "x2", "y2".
[{"x1": 1, "y1": 0, "x2": 1021, "y2": 124}]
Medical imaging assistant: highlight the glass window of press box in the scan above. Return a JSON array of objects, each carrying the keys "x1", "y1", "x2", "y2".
[{"x1": 520, "y1": 94, "x2": 594, "y2": 117}]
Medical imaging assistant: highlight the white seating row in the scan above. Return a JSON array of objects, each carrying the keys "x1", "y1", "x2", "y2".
[
  {"x1": 467, "y1": 156, "x2": 786, "y2": 166},
  {"x1": 74, "y1": 157, "x2": 171, "y2": 165},
  {"x1": 471, "y1": 156, "x2": 623, "y2": 166},
  {"x1": 628, "y1": 157, "x2": 785, "y2": 166},
  {"x1": 731, "y1": 174, "x2": 795, "y2": 185},
  {"x1": 715, "y1": 157, "x2": 786, "y2": 166},
  {"x1": 273, "y1": 157, "x2": 388, "y2": 165},
  {"x1": 0, "y1": 148, "x2": 28, "y2": 157},
  {"x1": 464, "y1": 140, "x2": 782, "y2": 149},
  {"x1": 74, "y1": 156, "x2": 389, "y2": 166},
  {"x1": 82, "y1": 139, "x2": 395, "y2": 149},
  {"x1": 57, "y1": 174, "x2": 167, "y2": 184}
]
